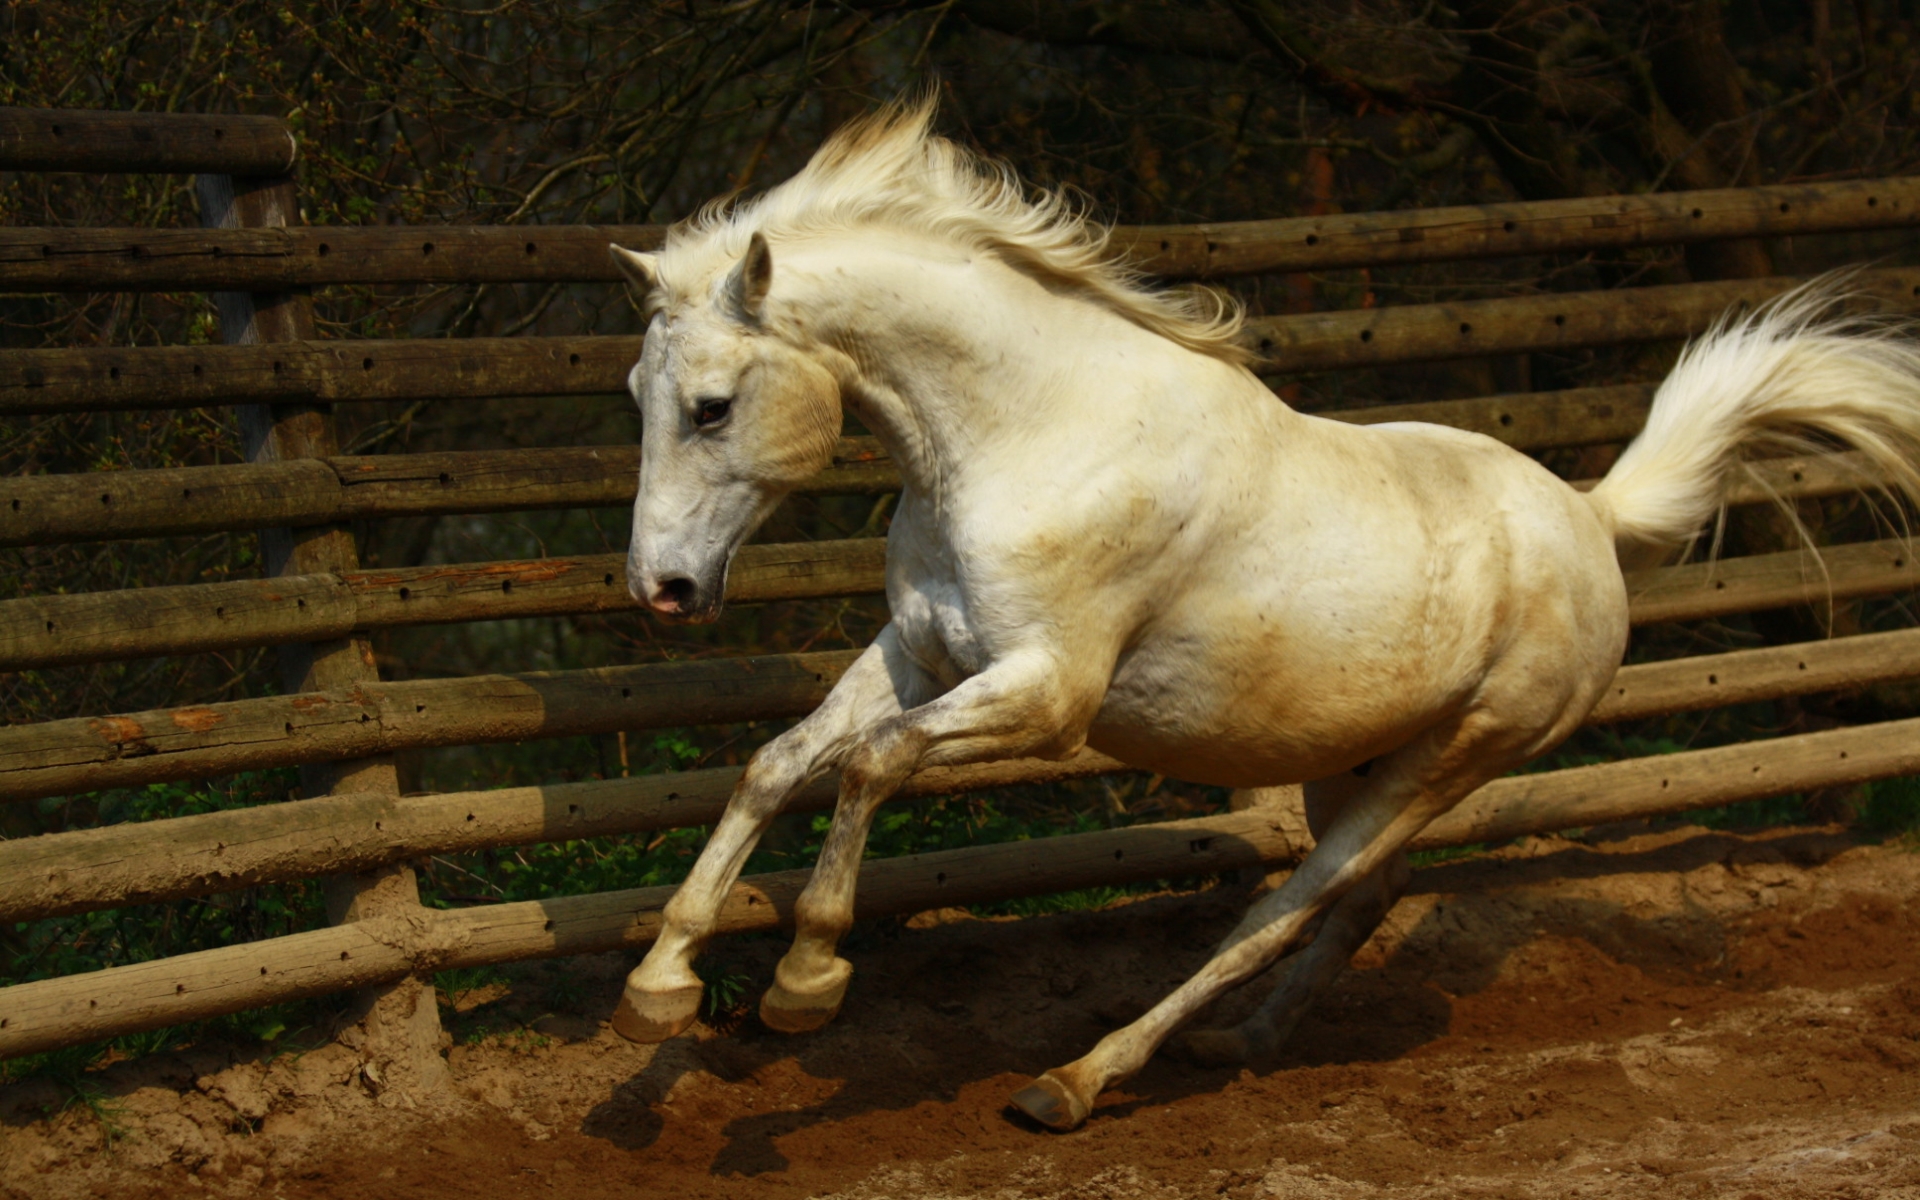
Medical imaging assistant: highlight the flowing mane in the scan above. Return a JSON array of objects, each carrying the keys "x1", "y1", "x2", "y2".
[{"x1": 655, "y1": 99, "x2": 1251, "y2": 365}]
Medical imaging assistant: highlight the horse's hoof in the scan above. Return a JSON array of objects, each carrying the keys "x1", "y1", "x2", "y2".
[
  {"x1": 759, "y1": 974, "x2": 849, "y2": 1034},
  {"x1": 609, "y1": 982, "x2": 703, "y2": 1043},
  {"x1": 1009, "y1": 1072, "x2": 1090, "y2": 1132},
  {"x1": 1174, "y1": 1027, "x2": 1254, "y2": 1068}
]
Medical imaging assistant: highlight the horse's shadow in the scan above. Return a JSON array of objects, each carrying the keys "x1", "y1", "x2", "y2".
[{"x1": 579, "y1": 824, "x2": 1854, "y2": 1175}]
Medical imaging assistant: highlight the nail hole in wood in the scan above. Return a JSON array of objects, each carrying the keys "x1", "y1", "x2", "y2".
[
  {"x1": 421, "y1": 241, "x2": 435, "y2": 256},
  {"x1": 109, "y1": 366, "x2": 120, "y2": 380},
  {"x1": 1305, "y1": 234, "x2": 1319, "y2": 246},
  {"x1": 1459, "y1": 322, "x2": 1472, "y2": 335},
  {"x1": 318, "y1": 243, "x2": 330, "y2": 256},
  {"x1": 399, "y1": 587, "x2": 411, "y2": 600},
  {"x1": 1359, "y1": 329, "x2": 1373, "y2": 343}
]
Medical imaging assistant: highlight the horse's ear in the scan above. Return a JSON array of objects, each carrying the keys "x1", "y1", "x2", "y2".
[
  {"x1": 610, "y1": 244, "x2": 660, "y2": 295},
  {"x1": 735, "y1": 232, "x2": 773, "y2": 320}
]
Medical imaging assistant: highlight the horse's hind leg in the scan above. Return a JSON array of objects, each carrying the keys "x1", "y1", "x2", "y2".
[
  {"x1": 1179, "y1": 774, "x2": 1412, "y2": 1067},
  {"x1": 1010, "y1": 710, "x2": 1535, "y2": 1132},
  {"x1": 1178, "y1": 851, "x2": 1410, "y2": 1066}
]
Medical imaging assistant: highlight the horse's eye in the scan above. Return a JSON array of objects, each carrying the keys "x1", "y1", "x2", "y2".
[{"x1": 694, "y1": 398, "x2": 732, "y2": 428}]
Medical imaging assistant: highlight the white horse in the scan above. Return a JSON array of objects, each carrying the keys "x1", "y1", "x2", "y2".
[{"x1": 603, "y1": 101, "x2": 1920, "y2": 1130}]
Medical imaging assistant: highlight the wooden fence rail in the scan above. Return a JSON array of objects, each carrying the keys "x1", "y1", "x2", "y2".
[
  {"x1": 0, "y1": 386, "x2": 1656, "y2": 549},
  {"x1": 0, "y1": 107, "x2": 297, "y2": 175},
  {"x1": 10, "y1": 270, "x2": 1920, "y2": 422},
  {"x1": 0, "y1": 451, "x2": 1882, "y2": 672},
  {"x1": 0, "y1": 441, "x2": 897, "y2": 549},
  {"x1": 7, "y1": 541, "x2": 1912, "y2": 806},
  {"x1": 5, "y1": 713, "x2": 1916, "y2": 1060},
  {"x1": 1243, "y1": 269, "x2": 1920, "y2": 374},
  {"x1": 7, "y1": 178, "x2": 1920, "y2": 289},
  {"x1": 0, "y1": 539, "x2": 890, "y2": 670}
]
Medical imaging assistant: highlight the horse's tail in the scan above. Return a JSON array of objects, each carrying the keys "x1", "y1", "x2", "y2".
[{"x1": 1585, "y1": 273, "x2": 1920, "y2": 558}]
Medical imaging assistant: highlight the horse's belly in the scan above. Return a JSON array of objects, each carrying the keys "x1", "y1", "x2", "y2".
[{"x1": 1087, "y1": 631, "x2": 1448, "y2": 788}]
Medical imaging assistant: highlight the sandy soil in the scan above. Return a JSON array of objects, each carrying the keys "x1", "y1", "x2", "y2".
[{"x1": 5, "y1": 822, "x2": 1920, "y2": 1199}]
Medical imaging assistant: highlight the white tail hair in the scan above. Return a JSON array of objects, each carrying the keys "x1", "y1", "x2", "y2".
[{"x1": 1586, "y1": 272, "x2": 1920, "y2": 557}]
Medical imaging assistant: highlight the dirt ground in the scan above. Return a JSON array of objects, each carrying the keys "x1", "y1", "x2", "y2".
[{"x1": 6, "y1": 822, "x2": 1920, "y2": 1199}]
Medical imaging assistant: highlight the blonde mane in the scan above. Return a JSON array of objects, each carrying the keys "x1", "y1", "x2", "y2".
[{"x1": 656, "y1": 99, "x2": 1250, "y2": 365}]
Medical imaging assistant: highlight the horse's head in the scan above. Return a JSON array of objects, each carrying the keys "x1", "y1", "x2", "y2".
[{"x1": 611, "y1": 233, "x2": 842, "y2": 622}]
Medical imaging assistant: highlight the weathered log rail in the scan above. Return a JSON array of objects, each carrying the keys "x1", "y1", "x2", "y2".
[
  {"x1": 9, "y1": 271, "x2": 1920, "y2": 420},
  {"x1": 0, "y1": 388, "x2": 1656, "y2": 548},
  {"x1": 0, "y1": 107, "x2": 297, "y2": 175},
  {"x1": 5, "y1": 104, "x2": 1920, "y2": 1066},
  {"x1": 7, "y1": 177, "x2": 1920, "y2": 289}
]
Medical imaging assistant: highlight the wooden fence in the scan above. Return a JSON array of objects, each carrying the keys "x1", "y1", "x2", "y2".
[{"x1": 4, "y1": 105, "x2": 1920, "y2": 1066}]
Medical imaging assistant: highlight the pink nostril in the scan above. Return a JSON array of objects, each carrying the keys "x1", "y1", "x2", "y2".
[{"x1": 649, "y1": 576, "x2": 697, "y2": 614}]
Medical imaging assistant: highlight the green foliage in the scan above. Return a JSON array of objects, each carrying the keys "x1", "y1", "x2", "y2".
[
  {"x1": 698, "y1": 966, "x2": 752, "y2": 1019},
  {"x1": 1857, "y1": 776, "x2": 1920, "y2": 842}
]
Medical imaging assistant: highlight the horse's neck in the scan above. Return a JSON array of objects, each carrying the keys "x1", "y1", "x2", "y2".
[{"x1": 788, "y1": 242, "x2": 1157, "y2": 500}]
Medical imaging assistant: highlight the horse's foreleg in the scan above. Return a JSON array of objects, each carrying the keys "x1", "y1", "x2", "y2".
[
  {"x1": 612, "y1": 629, "x2": 925, "y2": 1043},
  {"x1": 761, "y1": 649, "x2": 1091, "y2": 1034},
  {"x1": 1011, "y1": 714, "x2": 1513, "y2": 1131}
]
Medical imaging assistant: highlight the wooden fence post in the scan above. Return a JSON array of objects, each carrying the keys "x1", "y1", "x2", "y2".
[{"x1": 195, "y1": 170, "x2": 450, "y2": 1104}]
